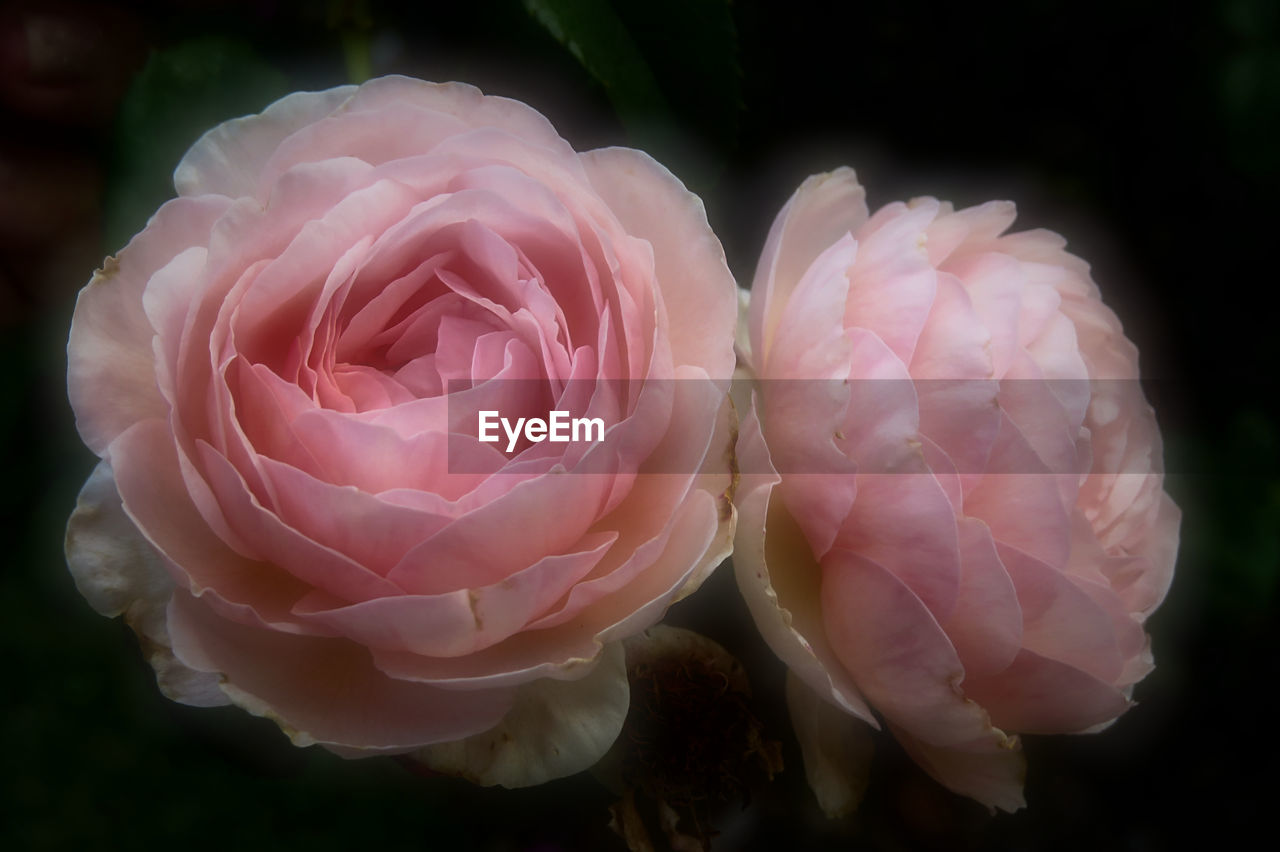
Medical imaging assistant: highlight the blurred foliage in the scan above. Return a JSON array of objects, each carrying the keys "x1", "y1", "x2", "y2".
[
  {"x1": 523, "y1": 0, "x2": 671, "y2": 129},
  {"x1": 328, "y1": 0, "x2": 375, "y2": 83},
  {"x1": 522, "y1": 0, "x2": 741, "y2": 192},
  {"x1": 103, "y1": 37, "x2": 291, "y2": 254},
  {"x1": 607, "y1": 0, "x2": 741, "y2": 151},
  {"x1": 1218, "y1": 0, "x2": 1280, "y2": 182},
  {"x1": 1166, "y1": 411, "x2": 1280, "y2": 626}
]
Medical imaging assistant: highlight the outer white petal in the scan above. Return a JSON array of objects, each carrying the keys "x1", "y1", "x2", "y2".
[
  {"x1": 786, "y1": 671, "x2": 875, "y2": 818},
  {"x1": 894, "y1": 726, "x2": 1027, "y2": 813},
  {"x1": 414, "y1": 641, "x2": 629, "y2": 787},
  {"x1": 68, "y1": 195, "x2": 231, "y2": 454},
  {"x1": 732, "y1": 401, "x2": 876, "y2": 723},
  {"x1": 65, "y1": 459, "x2": 226, "y2": 707},
  {"x1": 174, "y1": 85, "x2": 358, "y2": 199}
]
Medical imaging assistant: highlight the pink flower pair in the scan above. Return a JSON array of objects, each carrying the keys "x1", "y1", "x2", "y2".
[{"x1": 65, "y1": 76, "x2": 1178, "y2": 809}]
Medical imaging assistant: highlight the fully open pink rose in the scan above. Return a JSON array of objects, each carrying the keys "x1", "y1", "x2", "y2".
[
  {"x1": 734, "y1": 168, "x2": 1179, "y2": 811},
  {"x1": 65, "y1": 76, "x2": 737, "y2": 783}
]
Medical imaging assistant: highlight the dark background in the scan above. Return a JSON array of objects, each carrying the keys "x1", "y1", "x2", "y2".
[{"x1": 3, "y1": 0, "x2": 1275, "y2": 848}]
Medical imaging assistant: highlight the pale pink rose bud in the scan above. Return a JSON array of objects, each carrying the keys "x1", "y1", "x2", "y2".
[
  {"x1": 65, "y1": 76, "x2": 738, "y2": 783},
  {"x1": 734, "y1": 168, "x2": 1179, "y2": 812}
]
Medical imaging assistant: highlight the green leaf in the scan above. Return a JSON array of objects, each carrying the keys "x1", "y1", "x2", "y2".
[
  {"x1": 326, "y1": 0, "x2": 375, "y2": 84},
  {"x1": 104, "y1": 36, "x2": 290, "y2": 254},
  {"x1": 523, "y1": 0, "x2": 741, "y2": 192},
  {"x1": 1166, "y1": 411, "x2": 1280, "y2": 624},
  {"x1": 609, "y1": 0, "x2": 742, "y2": 153},
  {"x1": 522, "y1": 0, "x2": 672, "y2": 130}
]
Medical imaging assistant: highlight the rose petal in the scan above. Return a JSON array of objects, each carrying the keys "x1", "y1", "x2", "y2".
[
  {"x1": 820, "y1": 550, "x2": 1002, "y2": 750},
  {"x1": 843, "y1": 199, "x2": 939, "y2": 363},
  {"x1": 373, "y1": 487, "x2": 731, "y2": 690},
  {"x1": 175, "y1": 85, "x2": 357, "y2": 199},
  {"x1": 68, "y1": 195, "x2": 231, "y2": 453},
  {"x1": 581, "y1": 147, "x2": 737, "y2": 380},
  {"x1": 733, "y1": 400, "x2": 875, "y2": 721},
  {"x1": 290, "y1": 532, "x2": 616, "y2": 656},
  {"x1": 962, "y1": 649, "x2": 1131, "y2": 734},
  {"x1": 786, "y1": 670, "x2": 876, "y2": 817},
  {"x1": 892, "y1": 725, "x2": 1026, "y2": 813},
  {"x1": 750, "y1": 167, "x2": 869, "y2": 364},
  {"x1": 414, "y1": 640, "x2": 628, "y2": 786},
  {"x1": 65, "y1": 459, "x2": 227, "y2": 707},
  {"x1": 167, "y1": 590, "x2": 515, "y2": 752},
  {"x1": 108, "y1": 420, "x2": 313, "y2": 626},
  {"x1": 939, "y1": 518, "x2": 1023, "y2": 677}
]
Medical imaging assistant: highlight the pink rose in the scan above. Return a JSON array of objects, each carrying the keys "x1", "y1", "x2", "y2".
[
  {"x1": 65, "y1": 76, "x2": 737, "y2": 783},
  {"x1": 734, "y1": 168, "x2": 1179, "y2": 811}
]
